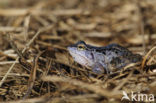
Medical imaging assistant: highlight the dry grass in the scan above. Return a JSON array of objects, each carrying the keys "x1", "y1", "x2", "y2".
[{"x1": 0, "y1": 0, "x2": 156, "y2": 103}]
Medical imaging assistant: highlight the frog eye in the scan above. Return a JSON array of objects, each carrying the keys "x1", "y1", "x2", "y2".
[{"x1": 77, "y1": 44, "x2": 85, "y2": 50}]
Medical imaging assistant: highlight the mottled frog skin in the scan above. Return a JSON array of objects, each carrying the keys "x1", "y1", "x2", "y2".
[{"x1": 67, "y1": 41, "x2": 142, "y2": 74}]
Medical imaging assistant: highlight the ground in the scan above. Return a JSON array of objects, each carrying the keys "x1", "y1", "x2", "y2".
[{"x1": 0, "y1": 0, "x2": 156, "y2": 103}]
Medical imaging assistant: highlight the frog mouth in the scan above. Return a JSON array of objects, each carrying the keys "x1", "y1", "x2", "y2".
[
  {"x1": 72, "y1": 52, "x2": 90, "y2": 65},
  {"x1": 68, "y1": 47, "x2": 91, "y2": 66},
  {"x1": 76, "y1": 53, "x2": 90, "y2": 66}
]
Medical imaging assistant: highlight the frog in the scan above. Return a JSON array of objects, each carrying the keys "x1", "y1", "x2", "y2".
[{"x1": 67, "y1": 41, "x2": 142, "y2": 74}]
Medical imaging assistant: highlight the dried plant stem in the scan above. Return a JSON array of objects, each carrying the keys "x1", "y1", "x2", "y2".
[
  {"x1": 0, "y1": 9, "x2": 88, "y2": 16},
  {"x1": 42, "y1": 76, "x2": 121, "y2": 98},
  {"x1": 0, "y1": 61, "x2": 19, "y2": 64},
  {"x1": 23, "y1": 51, "x2": 43, "y2": 99},
  {"x1": 0, "y1": 30, "x2": 41, "y2": 87},
  {"x1": 141, "y1": 46, "x2": 156, "y2": 70},
  {"x1": 113, "y1": 71, "x2": 132, "y2": 91}
]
